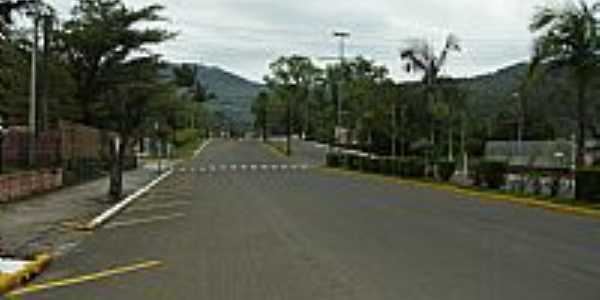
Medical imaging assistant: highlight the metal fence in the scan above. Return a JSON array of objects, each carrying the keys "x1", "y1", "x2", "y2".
[{"x1": 0, "y1": 121, "x2": 136, "y2": 187}]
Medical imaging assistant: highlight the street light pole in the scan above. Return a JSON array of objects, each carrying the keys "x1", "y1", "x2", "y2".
[
  {"x1": 513, "y1": 92, "x2": 523, "y2": 158},
  {"x1": 333, "y1": 31, "x2": 350, "y2": 128},
  {"x1": 28, "y1": 12, "x2": 39, "y2": 167}
]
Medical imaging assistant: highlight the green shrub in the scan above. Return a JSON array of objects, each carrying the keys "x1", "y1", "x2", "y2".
[
  {"x1": 398, "y1": 158, "x2": 426, "y2": 178},
  {"x1": 476, "y1": 160, "x2": 508, "y2": 189},
  {"x1": 436, "y1": 161, "x2": 456, "y2": 182},
  {"x1": 366, "y1": 157, "x2": 380, "y2": 173},
  {"x1": 576, "y1": 169, "x2": 600, "y2": 202},
  {"x1": 379, "y1": 158, "x2": 397, "y2": 175},
  {"x1": 326, "y1": 153, "x2": 341, "y2": 168},
  {"x1": 346, "y1": 154, "x2": 361, "y2": 170}
]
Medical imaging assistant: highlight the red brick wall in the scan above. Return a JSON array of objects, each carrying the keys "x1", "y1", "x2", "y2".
[{"x1": 0, "y1": 169, "x2": 63, "y2": 203}]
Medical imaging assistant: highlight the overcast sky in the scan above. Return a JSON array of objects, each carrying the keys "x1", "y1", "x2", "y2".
[{"x1": 52, "y1": 0, "x2": 553, "y2": 82}]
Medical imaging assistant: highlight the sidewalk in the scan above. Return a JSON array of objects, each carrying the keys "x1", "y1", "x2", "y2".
[{"x1": 0, "y1": 165, "x2": 163, "y2": 258}]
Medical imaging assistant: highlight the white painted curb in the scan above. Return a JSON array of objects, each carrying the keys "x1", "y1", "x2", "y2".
[
  {"x1": 87, "y1": 139, "x2": 212, "y2": 229},
  {"x1": 87, "y1": 170, "x2": 173, "y2": 229},
  {"x1": 192, "y1": 138, "x2": 212, "y2": 159}
]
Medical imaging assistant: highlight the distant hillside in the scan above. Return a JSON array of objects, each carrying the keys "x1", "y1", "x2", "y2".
[
  {"x1": 456, "y1": 62, "x2": 591, "y2": 139},
  {"x1": 164, "y1": 63, "x2": 263, "y2": 130}
]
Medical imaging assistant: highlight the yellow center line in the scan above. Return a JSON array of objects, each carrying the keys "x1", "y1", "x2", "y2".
[{"x1": 7, "y1": 260, "x2": 163, "y2": 298}]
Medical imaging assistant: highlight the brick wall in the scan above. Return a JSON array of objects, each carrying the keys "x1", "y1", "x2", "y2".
[{"x1": 0, "y1": 169, "x2": 63, "y2": 203}]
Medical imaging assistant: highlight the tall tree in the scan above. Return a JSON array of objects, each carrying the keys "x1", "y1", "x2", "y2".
[
  {"x1": 58, "y1": 0, "x2": 174, "y2": 200},
  {"x1": 58, "y1": 0, "x2": 174, "y2": 126},
  {"x1": 265, "y1": 55, "x2": 320, "y2": 155},
  {"x1": 400, "y1": 34, "x2": 460, "y2": 159},
  {"x1": 529, "y1": 0, "x2": 600, "y2": 167},
  {"x1": 251, "y1": 91, "x2": 270, "y2": 142}
]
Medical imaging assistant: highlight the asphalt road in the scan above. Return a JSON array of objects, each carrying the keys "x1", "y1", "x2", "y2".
[{"x1": 13, "y1": 139, "x2": 600, "y2": 300}]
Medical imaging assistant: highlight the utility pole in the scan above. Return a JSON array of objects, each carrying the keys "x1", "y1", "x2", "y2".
[
  {"x1": 28, "y1": 12, "x2": 39, "y2": 166},
  {"x1": 333, "y1": 31, "x2": 350, "y2": 127},
  {"x1": 39, "y1": 14, "x2": 51, "y2": 132}
]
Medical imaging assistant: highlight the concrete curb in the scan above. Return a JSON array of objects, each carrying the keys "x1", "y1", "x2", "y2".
[
  {"x1": 0, "y1": 254, "x2": 52, "y2": 295},
  {"x1": 192, "y1": 139, "x2": 212, "y2": 159},
  {"x1": 87, "y1": 139, "x2": 212, "y2": 230},
  {"x1": 318, "y1": 167, "x2": 600, "y2": 219},
  {"x1": 86, "y1": 170, "x2": 174, "y2": 229}
]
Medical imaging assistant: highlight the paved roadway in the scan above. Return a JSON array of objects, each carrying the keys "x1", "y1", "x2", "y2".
[{"x1": 14, "y1": 139, "x2": 600, "y2": 300}]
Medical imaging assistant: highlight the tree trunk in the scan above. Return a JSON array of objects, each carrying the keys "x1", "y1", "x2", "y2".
[
  {"x1": 109, "y1": 136, "x2": 125, "y2": 201},
  {"x1": 262, "y1": 107, "x2": 267, "y2": 142},
  {"x1": 286, "y1": 96, "x2": 292, "y2": 156}
]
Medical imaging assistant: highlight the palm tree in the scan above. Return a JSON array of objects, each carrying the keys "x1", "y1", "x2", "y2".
[
  {"x1": 400, "y1": 34, "x2": 460, "y2": 151},
  {"x1": 530, "y1": 0, "x2": 600, "y2": 167}
]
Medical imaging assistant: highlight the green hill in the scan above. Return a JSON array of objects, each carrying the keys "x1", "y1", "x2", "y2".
[{"x1": 163, "y1": 63, "x2": 263, "y2": 131}]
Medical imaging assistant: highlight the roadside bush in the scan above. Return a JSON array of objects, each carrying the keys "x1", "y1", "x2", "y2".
[
  {"x1": 576, "y1": 169, "x2": 600, "y2": 202},
  {"x1": 476, "y1": 160, "x2": 508, "y2": 189},
  {"x1": 379, "y1": 158, "x2": 397, "y2": 175},
  {"x1": 346, "y1": 154, "x2": 361, "y2": 170},
  {"x1": 326, "y1": 153, "x2": 341, "y2": 168},
  {"x1": 359, "y1": 156, "x2": 379, "y2": 173},
  {"x1": 436, "y1": 161, "x2": 456, "y2": 182},
  {"x1": 398, "y1": 158, "x2": 426, "y2": 178}
]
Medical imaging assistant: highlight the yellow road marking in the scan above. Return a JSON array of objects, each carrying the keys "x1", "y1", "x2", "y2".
[
  {"x1": 104, "y1": 213, "x2": 186, "y2": 230},
  {"x1": 7, "y1": 260, "x2": 162, "y2": 297}
]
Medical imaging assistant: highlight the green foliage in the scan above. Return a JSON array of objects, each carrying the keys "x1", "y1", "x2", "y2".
[
  {"x1": 379, "y1": 158, "x2": 398, "y2": 176},
  {"x1": 326, "y1": 152, "x2": 342, "y2": 168},
  {"x1": 475, "y1": 160, "x2": 509, "y2": 189},
  {"x1": 57, "y1": 0, "x2": 175, "y2": 125},
  {"x1": 398, "y1": 158, "x2": 426, "y2": 178},
  {"x1": 575, "y1": 169, "x2": 600, "y2": 202},
  {"x1": 529, "y1": 1, "x2": 600, "y2": 166},
  {"x1": 436, "y1": 160, "x2": 456, "y2": 182}
]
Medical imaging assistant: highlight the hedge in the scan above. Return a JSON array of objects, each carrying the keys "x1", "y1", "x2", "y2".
[
  {"x1": 436, "y1": 161, "x2": 456, "y2": 182},
  {"x1": 576, "y1": 169, "x2": 600, "y2": 202},
  {"x1": 398, "y1": 158, "x2": 426, "y2": 178},
  {"x1": 474, "y1": 160, "x2": 508, "y2": 189}
]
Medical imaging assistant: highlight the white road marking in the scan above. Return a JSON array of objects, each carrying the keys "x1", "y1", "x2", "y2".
[
  {"x1": 199, "y1": 167, "x2": 207, "y2": 173},
  {"x1": 301, "y1": 164, "x2": 309, "y2": 170},
  {"x1": 261, "y1": 164, "x2": 268, "y2": 170},
  {"x1": 241, "y1": 164, "x2": 247, "y2": 170},
  {"x1": 281, "y1": 165, "x2": 288, "y2": 170},
  {"x1": 271, "y1": 164, "x2": 279, "y2": 170},
  {"x1": 251, "y1": 164, "x2": 257, "y2": 170},
  {"x1": 209, "y1": 165, "x2": 216, "y2": 172},
  {"x1": 231, "y1": 165, "x2": 238, "y2": 171},
  {"x1": 291, "y1": 165, "x2": 298, "y2": 170},
  {"x1": 219, "y1": 165, "x2": 227, "y2": 171},
  {"x1": 179, "y1": 168, "x2": 186, "y2": 173}
]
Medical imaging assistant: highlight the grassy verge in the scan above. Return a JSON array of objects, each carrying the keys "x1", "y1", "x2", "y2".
[
  {"x1": 173, "y1": 129, "x2": 203, "y2": 159},
  {"x1": 318, "y1": 167, "x2": 600, "y2": 219},
  {"x1": 265, "y1": 140, "x2": 288, "y2": 157}
]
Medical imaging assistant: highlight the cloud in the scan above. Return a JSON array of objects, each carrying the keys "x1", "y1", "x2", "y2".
[{"x1": 53, "y1": 0, "x2": 549, "y2": 82}]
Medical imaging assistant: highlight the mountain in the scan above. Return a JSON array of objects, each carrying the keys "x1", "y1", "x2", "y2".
[
  {"x1": 163, "y1": 63, "x2": 263, "y2": 131},
  {"x1": 456, "y1": 61, "x2": 590, "y2": 139},
  {"x1": 194, "y1": 65, "x2": 262, "y2": 129}
]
